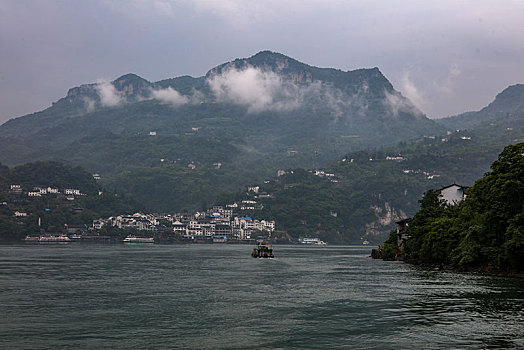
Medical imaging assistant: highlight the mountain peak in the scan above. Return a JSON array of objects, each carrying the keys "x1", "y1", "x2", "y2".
[
  {"x1": 478, "y1": 83, "x2": 524, "y2": 115},
  {"x1": 113, "y1": 73, "x2": 149, "y2": 85},
  {"x1": 247, "y1": 50, "x2": 297, "y2": 63},
  {"x1": 112, "y1": 73, "x2": 151, "y2": 93},
  {"x1": 494, "y1": 83, "x2": 524, "y2": 102},
  {"x1": 206, "y1": 50, "x2": 304, "y2": 77}
]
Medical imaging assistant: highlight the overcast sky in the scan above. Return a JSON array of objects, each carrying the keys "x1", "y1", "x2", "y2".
[{"x1": 1, "y1": 0, "x2": 523, "y2": 124}]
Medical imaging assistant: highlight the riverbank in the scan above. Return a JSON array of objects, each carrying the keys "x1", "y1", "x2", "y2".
[
  {"x1": 372, "y1": 250, "x2": 524, "y2": 278},
  {"x1": 415, "y1": 262, "x2": 524, "y2": 278}
]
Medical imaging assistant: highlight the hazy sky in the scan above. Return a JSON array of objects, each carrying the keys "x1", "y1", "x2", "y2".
[{"x1": 1, "y1": 0, "x2": 523, "y2": 124}]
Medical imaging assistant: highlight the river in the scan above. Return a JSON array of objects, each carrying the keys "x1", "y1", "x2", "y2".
[{"x1": 0, "y1": 244, "x2": 522, "y2": 349}]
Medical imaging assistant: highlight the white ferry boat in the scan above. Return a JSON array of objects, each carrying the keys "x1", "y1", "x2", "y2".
[
  {"x1": 123, "y1": 235, "x2": 154, "y2": 243},
  {"x1": 298, "y1": 237, "x2": 327, "y2": 245},
  {"x1": 24, "y1": 234, "x2": 71, "y2": 243}
]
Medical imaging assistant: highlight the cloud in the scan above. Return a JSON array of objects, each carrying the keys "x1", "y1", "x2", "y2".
[
  {"x1": 207, "y1": 66, "x2": 284, "y2": 112},
  {"x1": 95, "y1": 80, "x2": 124, "y2": 107},
  {"x1": 398, "y1": 71, "x2": 425, "y2": 112},
  {"x1": 151, "y1": 87, "x2": 189, "y2": 106},
  {"x1": 82, "y1": 97, "x2": 96, "y2": 113},
  {"x1": 206, "y1": 65, "x2": 357, "y2": 114},
  {"x1": 384, "y1": 89, "x2": 423, "y2": 117}
]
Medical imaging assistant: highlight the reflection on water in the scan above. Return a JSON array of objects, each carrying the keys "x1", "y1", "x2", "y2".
[{"x1": 0, "y1": 244, "x2": 522, "y2": 349}]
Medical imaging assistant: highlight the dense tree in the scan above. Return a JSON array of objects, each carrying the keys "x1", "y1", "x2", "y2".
[{"x1": 381, "y1": 143, "x2": 524, "y2": 273}]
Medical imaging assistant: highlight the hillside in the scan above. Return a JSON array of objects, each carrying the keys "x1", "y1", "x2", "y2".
[
  {"x1": 437, "y1": 84, "x2": 524, "y2": 130},
  {"x1": 0, "y1": 51, "x2": 441, "y2": 211},
  {"x1": 0, "y1": 161, "x2": 140, "y2": 241},
  {"x1": 229, "y1": 122, "x2": 524, "y2": 243}
]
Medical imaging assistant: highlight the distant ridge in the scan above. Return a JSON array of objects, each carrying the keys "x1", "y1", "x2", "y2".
[{"x1": 437, "y1": 84, "x2": 524, "y2": 130}]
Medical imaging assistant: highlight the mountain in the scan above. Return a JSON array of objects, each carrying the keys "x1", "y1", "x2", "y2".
[
  {"x1": 436, "y1": 84, "x2": 524, "y2": 130},
  {"x1": 0, "y1": 51, "x2": 441, "y2": 211}
]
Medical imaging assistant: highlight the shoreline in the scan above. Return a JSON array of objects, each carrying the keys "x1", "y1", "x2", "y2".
[{"x1": 402, "y1": 259, "x2": 524, "y2": 278}]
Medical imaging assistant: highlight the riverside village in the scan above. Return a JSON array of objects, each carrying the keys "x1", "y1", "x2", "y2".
[
  {"x1": 9, "y1": 179, "x2": 468, "y2": 247},
  {"x1": 3, "y1": 163, "x2": 470, "y2": 247},
  {"x1": 9, "y1": 182, "x2": 285, "y2": 244}
]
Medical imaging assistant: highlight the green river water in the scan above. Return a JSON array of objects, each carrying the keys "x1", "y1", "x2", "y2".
[{"x1": 0, "y1": 244, "x2": 522, "y2": 349}]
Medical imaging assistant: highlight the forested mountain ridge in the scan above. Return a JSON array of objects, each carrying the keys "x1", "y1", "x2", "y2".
[
  {"x1": 437, "y1": 84, "x2": 524, "y2": 130},
  {"x1": 0, "y1": 51, "x2": 441, "y2": 211}
]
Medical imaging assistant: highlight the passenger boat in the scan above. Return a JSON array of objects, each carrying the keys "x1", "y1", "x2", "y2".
[
  {"x1": 24, "y1": 234, "x2": 71, "y2": 243},
  {"x1": 251, "y1": 240, "x2": 274, "y2": 258},
  {"x1": 298, "y1": 237, "x2": 327, "y2": 245},
  {"x1": 123, "y1": 235, "x2": 154, "y2": 243}
]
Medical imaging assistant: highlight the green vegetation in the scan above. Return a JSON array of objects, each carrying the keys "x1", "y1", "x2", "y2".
[
  {"x1": 0, "y1": 161, "x2": 140, "y2": 241},
  {"x1": 224, "y1": 123, "x2": 524, "y2": 243},
  {"x1": 377, "y1": 143, "x2": 524, "y2": 273},
  {"x1": 370, "y1": 230, "x2": 398, "y2": 260}
]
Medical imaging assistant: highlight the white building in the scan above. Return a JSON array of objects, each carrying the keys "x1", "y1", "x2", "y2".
[
  {"x1": 92, "y1": 219, "x2": 107, "y2": 230},
  {"x1": 112, "y1": 213, "x2": 157, "y2": 231},
  {"x1": 385, "y1": 156, "x2": 406, "y2": 161},
  {"x1": 248, "y1": 186, "x2": 259, "y2": 193},
  {"x1": 64, "y1": 189, "x2": 81, "y2": 195},
  {"x1": 173, "y1": 221, "x2": 187, "y2": 235},
  {"x1": 47, "y1": 187, "x2": 59, "y2": 194},
  {"x1": 438, "y1": 184, "x2": 468, "y2": 205}
]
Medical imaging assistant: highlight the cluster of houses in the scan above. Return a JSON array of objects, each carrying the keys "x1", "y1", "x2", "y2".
[
  {"x1": 93, "y1": 205, "x2": 276, "y2": 242},
  {"x1": 9, "y1": 184, "x2": 87, "y2": 200},
  {"x1": 4, "y1": 180, "x2": 276, "y2": 243},
  {"x1": 3, "y1": 184, "x2": 91, "y2": 222},
  {"x1": 402, "y1": 169, "x2": 441, "y2": 180}
]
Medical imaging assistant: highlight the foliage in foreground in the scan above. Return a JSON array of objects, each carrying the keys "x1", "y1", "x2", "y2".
[{"x1": 401, "y1": 143, "x2": 524, "y2": 272}]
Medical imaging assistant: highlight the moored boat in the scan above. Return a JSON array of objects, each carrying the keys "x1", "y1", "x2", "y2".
[
  {"x1": 24, "y1": 234, "x2": 71, "y2": 243},
  {"x1": 123, "y1": 235, "x2": 154, "y2": 243}
]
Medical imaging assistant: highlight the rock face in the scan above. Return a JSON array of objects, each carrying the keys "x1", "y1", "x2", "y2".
[{"x1": 364, "y1": 202, "x2": 407, "y2": 237}]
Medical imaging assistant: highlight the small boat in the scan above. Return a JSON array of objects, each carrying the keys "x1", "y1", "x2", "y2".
[
  {"x1": 123, "y1": 235, "x2": 154, "y2": 243},
  {"x1": 251, "y1": 240, "x2": 274, "y2": 258}
]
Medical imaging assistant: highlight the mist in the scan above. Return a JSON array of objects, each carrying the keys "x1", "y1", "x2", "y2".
[{"x1": 96, "y1": 81, "x2": 124, "y2": 107}]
